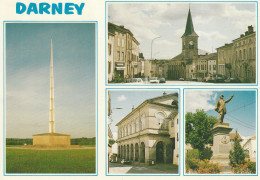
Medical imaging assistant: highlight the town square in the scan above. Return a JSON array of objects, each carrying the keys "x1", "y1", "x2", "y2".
[{"x1": 107, "y1": 2, "x2": 256, "y2": 84}]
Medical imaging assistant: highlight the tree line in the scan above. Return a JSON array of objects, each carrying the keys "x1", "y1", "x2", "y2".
[{"x1": 6, "y1": 137, "x2": 96, "y2": 146}]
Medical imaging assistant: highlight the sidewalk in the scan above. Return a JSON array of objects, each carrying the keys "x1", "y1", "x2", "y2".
[{"x1": 109, "y1": 162, "x2": 179, "y2": 174}]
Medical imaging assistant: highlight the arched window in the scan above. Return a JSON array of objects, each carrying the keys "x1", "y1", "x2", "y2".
[
  {"x1": 249, "y1": 48, "x2": 252, "y2": 59},
  {"x1": 132, "y1": 121, "x2": 135, "y2": 133},
  {"x1": 128, "y1": 124, "x2": 131, "y2": 135},
  {"x1": 141, "y1": 114, "x2": 145, "y2": 130},
  {"x1": 136, "y1": 118, "x2": 139, "y2": 132},
  {"x1": 156, "y1": 112, "x2": 166, "y2": 129}
]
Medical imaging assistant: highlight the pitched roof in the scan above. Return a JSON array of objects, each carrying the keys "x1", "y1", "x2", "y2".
[
  {"x1": 229, "y1": 132, "x2": 242, "y2": 141},
  {"x1": 182, "y1": 8, "x2": 198, "y2": 37},
  {"x1": 172, "y1": 53, "x2": 183, "y2": 60},
  {"x1": 116, "y1": 93, "x2": 178, "y2": 126},
  {"x1": 198, "y1": 53, "x2": 217, "y2": 60},
  {"x1": 243, "y1": 136, "x2": 256, "y2": 147}
]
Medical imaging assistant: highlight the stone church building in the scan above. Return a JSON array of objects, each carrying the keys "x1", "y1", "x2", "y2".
[
  {"x1": 116, "y1": 92, "x2": 179, "y2": 165},
  {"x1": 167, "y1": 8, "x2": 256, "y2": 82}
]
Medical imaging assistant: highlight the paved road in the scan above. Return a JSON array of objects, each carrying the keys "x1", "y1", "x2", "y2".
[
  {"x1": 110, "y1": 81, "x2": 213, "y2": 85},
  {"x1": 109, "y1": 162, "x2": 179, "y2": 174}
]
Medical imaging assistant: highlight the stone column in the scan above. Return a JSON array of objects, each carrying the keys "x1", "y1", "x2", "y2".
[{"x1": 211, "y1": 123, "x2": 233, "y2": 170}]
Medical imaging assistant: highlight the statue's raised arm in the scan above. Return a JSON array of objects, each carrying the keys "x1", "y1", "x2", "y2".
[{"x1": 225, "y1": 95, "x2": 234, "y2": 103}]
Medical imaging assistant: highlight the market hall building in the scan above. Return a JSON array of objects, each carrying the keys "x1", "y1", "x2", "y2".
[{"x1": 116, "y1": 92, "x2": 179, "y2": 165}]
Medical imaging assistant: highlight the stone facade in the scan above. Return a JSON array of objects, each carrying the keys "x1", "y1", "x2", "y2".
[
  {"x1": 108, "y1": 32, "x2": 115, "y2": 82},
  {"x1": 167, "y1": 8, "x2": 217, "y2": 81},
  {"x1": 211, "y1": 123, "x2": 233, "y2": 170},
  {"x1": 217, "y1": 26, "x2": 256, "y2": 82},
  {"x1": 169, "y1": 114, "x2": 179, "y2": 165},
  {"x1": 116, "y1": 93, "x2": 179, "y2": 165},
  {"x1": 108, "y1": 22, "x2": 140, "y2": 81},
  {"x1": 243, "y1": 136, "x2": 256, "y2": 162},
  {"x1": 232, "y1": 26, "x2": 256, "y2": 82},
  {"x1": 217, "y1": 43, "x2": 233, "y2": 77}
]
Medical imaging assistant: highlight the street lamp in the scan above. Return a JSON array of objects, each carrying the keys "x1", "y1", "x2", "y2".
[
  {"x1": 109, "y1": 107, "x2": 123, "y2": 124},
  {"x1": 151, "y1": 36, "x2": 161, "y2": 60}
]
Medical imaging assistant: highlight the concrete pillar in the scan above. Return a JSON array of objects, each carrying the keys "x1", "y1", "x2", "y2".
[{"x1": 145, "y1": 145, "x2": 150, "y2": 164}]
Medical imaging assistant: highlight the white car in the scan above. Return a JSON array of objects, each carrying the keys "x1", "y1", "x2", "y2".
[
  {"x1": 126, "y1": 78, "x2": 144, "y2": 84},
  {"x1": 150, "y1": 77, "x2": 159, "y2": 83}
]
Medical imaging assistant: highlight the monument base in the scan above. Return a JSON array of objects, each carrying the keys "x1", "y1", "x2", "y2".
[
  {"x1": 33, "y1": 133, "x2": 71, "y2": 147},
  {"x1": 211, "y1": 123, "x2": 233, "y2": 171}
]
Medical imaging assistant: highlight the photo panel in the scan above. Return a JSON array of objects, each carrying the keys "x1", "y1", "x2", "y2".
[
  {"x1": 183, "y1": 88, "x2": 257, "y2": 175},
  {"x1": 106, "y1": 1, "x2": 257, "y2": 86},
  {"x1": 106, "y1": 89, "x2": 180, "y2": 175},
  {"x1": 4, "y1": 22, "x2": 97, "y2": 175}
]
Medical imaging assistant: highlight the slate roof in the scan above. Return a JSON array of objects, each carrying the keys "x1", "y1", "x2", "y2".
[
  {"x1": 182, "y1": 8, "x2": 198, "y2": 37},
  {"x1": 198, "y1": 53, "x2": 217, "y2": 60},
  {"x1": 229, "y1": 132, "x2": 242, "y2": 141}
]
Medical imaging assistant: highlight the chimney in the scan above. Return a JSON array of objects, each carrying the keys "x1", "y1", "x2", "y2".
[
  {"x1": 132, "y1": 105, "x2": 135, "y2": 111},
  {"x1": 163, "y1": 92, "x2": 167, "y2": 96},
  {"x1": 248, "y1": 25, "x2": 253, "y2": 33}
]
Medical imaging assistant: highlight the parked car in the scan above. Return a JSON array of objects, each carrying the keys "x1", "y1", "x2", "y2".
[
  {"x1": 179, "y1": 78, "x2": 185, "y2": 81},
  {"x1": 125, "y1": 78, "x2": 144, "y2": 84},
  {"x1": 205, "y1": 75, "x2": 215, "y2": 82},
  {"x1": 225, "y1": 77, "x2": 241, "y2": 83},
  {"x1": 150, "y1": 77, "x2": 160, "y2": 83},
  {"x1": 191, "y1": 77, "x2": 197, "y2": 81},
  {"x1": 230, "y1": 77, "x2": 241, "y2": 83},
  {"x1": 159, "y1": 78, "x2": 166, "y2": 83},
  {"x1": 215, "y1": 74, "x2": 224, "y2": 83}
]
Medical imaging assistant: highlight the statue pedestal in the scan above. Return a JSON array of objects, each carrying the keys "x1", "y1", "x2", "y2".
[{"x1": 211, "y1": 123, "x2": 233, "y2": 170}]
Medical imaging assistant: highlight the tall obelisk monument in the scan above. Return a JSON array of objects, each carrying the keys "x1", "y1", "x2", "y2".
[
  {"x1": 33, "y1": 39, "x2": 70, "y2": 147},
  {"x1": 49, "y1": 39, "x2": 55, "y2": 133}
]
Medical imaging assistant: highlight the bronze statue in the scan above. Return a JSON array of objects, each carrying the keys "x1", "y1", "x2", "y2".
[{"x1": 215, "y1": 94, "x2": 234, "y2": 123}]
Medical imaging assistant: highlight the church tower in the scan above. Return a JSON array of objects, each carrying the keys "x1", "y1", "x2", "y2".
[{"x1": 182, "y1": 8, "x2": 199, "y2": 60}]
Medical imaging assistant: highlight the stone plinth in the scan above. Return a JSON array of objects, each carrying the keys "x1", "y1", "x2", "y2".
[
  {"x1": 211, "y1": 123, "x2": 232, "y2": 168},
  {"x1": 33, "y1": 133, "x2": 70, "y2": 147}
]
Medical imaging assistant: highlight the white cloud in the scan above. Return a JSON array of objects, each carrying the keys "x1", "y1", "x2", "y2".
[
  {"x1": 117, "y1": 95, "x2": 127, "y2": 102},
  {"x1": 185, "y1": 90, "x2": 218, "y2": 113}
]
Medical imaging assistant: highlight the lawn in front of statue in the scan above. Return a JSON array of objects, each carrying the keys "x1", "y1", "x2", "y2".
[
  {"x1": 109, "y1": 162, "x2": 179, "y2": 174},
  {"x1": 6, "y1": 147, "x2": 96, "y2": 173}
]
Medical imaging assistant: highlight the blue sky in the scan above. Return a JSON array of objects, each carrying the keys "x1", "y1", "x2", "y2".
[
  {"x1": 108, "y1": 2, "x2": 257, "y2": 59},
  {"x1": 185, "y1": 90, "x2": 256, "y2": 139},
  {"x1": 109, "y1": 90, "x2": 178, "y2": 139},
  {"x1": 6, "y1": 23, "x2": 96, "y2": 138}
]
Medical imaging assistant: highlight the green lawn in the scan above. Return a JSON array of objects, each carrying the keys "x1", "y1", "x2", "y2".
[{"x1": 6, "y1": 148, "x2": 96, "y2": 173}]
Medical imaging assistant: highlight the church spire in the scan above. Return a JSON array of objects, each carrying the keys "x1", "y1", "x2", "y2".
[{"x1": 182, "y1": 8, "x2": 198, "y2": 37}]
